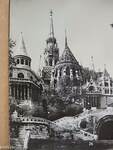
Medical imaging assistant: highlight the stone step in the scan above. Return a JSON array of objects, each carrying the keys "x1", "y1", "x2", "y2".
[{"x1": 11, "y1": 138, "x2": 23, "y2": 150}]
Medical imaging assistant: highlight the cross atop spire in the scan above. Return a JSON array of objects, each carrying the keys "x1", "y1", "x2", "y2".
[{"x1": 49, "y1": 9, "x2": 54, "y2": 38}]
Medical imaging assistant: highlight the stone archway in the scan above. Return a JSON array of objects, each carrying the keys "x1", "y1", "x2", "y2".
[{"x1": 96, "y1": 115, "x2": 113, "y2": 140}]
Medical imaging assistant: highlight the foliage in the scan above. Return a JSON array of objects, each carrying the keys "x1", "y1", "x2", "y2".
[
  {"x1": 81, "y1": 66, "x2": 98, "y2": 84},
  {"x1": 9, "y1": 39, "x2": 16, "y2": 74}
]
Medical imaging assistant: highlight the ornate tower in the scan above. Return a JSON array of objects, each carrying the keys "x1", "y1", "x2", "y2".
[
  {"x1": 53, "y1": 32, "x2": 82, "y2": 93},
  {"x1": 44, "y1": 10, "x2": 59, "y2": 67},
  {"x1": 42, "y1": 11, "x2": 59, "y2": 86}
]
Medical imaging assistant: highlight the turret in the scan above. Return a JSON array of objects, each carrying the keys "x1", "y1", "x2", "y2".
[{"x1": 13, "y1": 32, "x2": 31, "y2": 70}]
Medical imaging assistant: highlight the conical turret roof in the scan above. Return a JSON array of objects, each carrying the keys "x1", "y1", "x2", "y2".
[
  {"x1": 58, "y1": 33, "x2": 78, "y2": 64},
  {"x1": 13, "y1": 32, "x2": 29, "y2": 57},
  {"x1": 58, "y1": 46, "x2": 78, "y2": 64}
]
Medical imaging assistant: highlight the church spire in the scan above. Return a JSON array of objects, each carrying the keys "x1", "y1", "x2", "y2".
[
  {"x1": 65, "y1": 29, "x2": 68, "y2": 48},
  {"x1": 50, "y1": 10, "x2": 54, "y2": 38}
]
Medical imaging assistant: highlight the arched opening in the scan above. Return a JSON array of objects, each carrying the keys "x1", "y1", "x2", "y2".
[
  {"x1": 21, "y1": 59, "x2": 24, "y2": 64},
  {"x1": 66, "y1": 66, "x2": 70, "y2": 75},
  {"x1": 89, "y1": 86, "x2": 95, "y2": 92},
  {"x1": 80, "y1": 120, "x2": 88, "y2": 129},
  {"x1": 17, "y1": 59, "x2": 19, "y2": 64},
  {"x1": 25, "y1": 59, "x2": 28, "y2": 65},
  {"x1": 96, "y1": 116, "x2": 113, "y2": 140},
  {"x1": 98, "y1": 120, "x2": 113, "y2": 140},
  {"x1": 18, "y1": 73, "x2": 24, "y2": 78}
]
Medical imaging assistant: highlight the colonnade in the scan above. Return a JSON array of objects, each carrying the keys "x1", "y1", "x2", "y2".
[
  {"x1": 9, "y1": 84, "x2": 32, "y2": 100},
  {"x1": 54, "y1": 67, "x2": 81, "y2": 79},
  {"x1": 84, "y1": 95, "x2": 100, "y2": 109}
]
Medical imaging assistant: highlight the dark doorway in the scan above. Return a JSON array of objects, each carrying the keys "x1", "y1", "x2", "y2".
[{"x1": 98, "y1": 120, "x2": 113, "y2": 140}]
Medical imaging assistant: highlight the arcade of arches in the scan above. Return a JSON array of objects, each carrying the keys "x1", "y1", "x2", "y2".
[{"x1": 96, "y1": 115, "x2": 113, "y2": 140}]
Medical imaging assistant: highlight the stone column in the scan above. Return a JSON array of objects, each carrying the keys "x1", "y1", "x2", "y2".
[
  {"x1": 20, "y1": 84, "x2": 22, "y2": 100},
  {"x1": 95, "y1": 96, "x2": 97, "y2": 108},
  {"x1": 52, "y1": 58, "x2": 55, "y2": 66},
  {"x1": 27, "y1": 86, "x2": 29, "y2": 100},
  {"x1": 57, "y1": 69, "x2": 60, "y2": 80},
  {"x1": 24, "y1": 85, "x2": 26, "y2": 100},
  {"x1": 29, "y1": 85, "x2": 32, "y2": 100},
  {"x1": 16, "y1": 84, "x2": 19, "y2": 99},
  {"x1": 25, "y1": 85, "x2": 27, "y2": 100},
  {"x1": 15, "y1": 84, "x2": 17, "y2": 99}
]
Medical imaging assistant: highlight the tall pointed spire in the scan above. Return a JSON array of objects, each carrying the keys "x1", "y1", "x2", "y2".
[
  {"x1": 20, "y1": 32, "x2": 27, "y2": 53},
  {"x1": 14, "y1": 32, "x2": 28, "y2": 57},
  {"x1": 50, "y1": 10, "x2": 54, "y2": 38},
  {"x1": 65, "y1": 29, "x2": 68, "y2": 48}
]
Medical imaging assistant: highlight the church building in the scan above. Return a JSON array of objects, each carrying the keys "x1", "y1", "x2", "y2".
[{"x1": 42, "y1": 11, "x2": 82, "y2": 94}]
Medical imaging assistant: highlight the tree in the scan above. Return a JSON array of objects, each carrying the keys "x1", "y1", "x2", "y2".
[
  {"x1": 9, "y1": 39, "x2": 16, "y2": 76},
  {"x1": 81, "y1": 66, "x2": 98, "y2": 84}
]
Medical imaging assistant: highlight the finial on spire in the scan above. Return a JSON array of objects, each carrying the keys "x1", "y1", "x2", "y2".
[
  {"x1": 65, "y1": 29, "x2": 68, "y2": 48},
  {"x1": 91, "y1": 56, "x2": 95, "y2": 71},
  {"x1": 49, "y1": 9, "x2": 54, "y2": 38},
  {"x1": 104, "y1": 64, "x2": 106, "y2": 70},
  {"x1": 50, "y1": 9, "x2": 53, "y2": 17}
]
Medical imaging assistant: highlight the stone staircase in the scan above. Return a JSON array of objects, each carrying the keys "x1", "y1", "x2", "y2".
[{"x1": 11, "y1": 138, "x2": 23, "y2": 150}]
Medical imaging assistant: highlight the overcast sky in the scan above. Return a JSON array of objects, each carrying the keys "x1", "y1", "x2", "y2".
[{"x1": 10, "y1": 0, "x2": 113, "y2": 77}]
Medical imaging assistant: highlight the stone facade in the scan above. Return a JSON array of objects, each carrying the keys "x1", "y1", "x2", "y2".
[
  {"x1": 42, "y1": 11, "x2": 82, "y2": 94},
  {"x1": 51, "y1": 37, "x2": 82, "y2": 92},
  {"x1": 84, "y1": 71, "x2": 113, "y2": 109},
  {"x1": 9, "y1": 33, "x2": 42, "y2": 107},
  {"x1": 42, "y1": 11, "x2": 59, "y2": 87}
]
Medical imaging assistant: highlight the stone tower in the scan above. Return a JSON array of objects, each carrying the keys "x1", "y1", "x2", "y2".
[
  {"x1": 13, "y1": 32, "x2": 31, "y2": 70},
  {"x1": 9, "y1": 33, "x2": 41, "y2": 106},
  {"x1": 42, "y1": 11, "x2": 59, "y2": 87},
  {"x1": 52, "y1": 32, "x2": 82, "y2": 93}
]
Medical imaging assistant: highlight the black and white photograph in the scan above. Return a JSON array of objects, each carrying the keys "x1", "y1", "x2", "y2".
[{"x1": 9, "y1": 0, "x2": 113, "y2": 149}]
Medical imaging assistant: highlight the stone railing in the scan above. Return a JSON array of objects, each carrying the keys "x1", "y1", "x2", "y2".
[{"x1": 9, "y1": 78, "x2": 40, "y2": 87}]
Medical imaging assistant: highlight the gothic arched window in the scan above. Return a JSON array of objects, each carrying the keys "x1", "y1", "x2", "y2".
[{"x1": 18, "y1": 73, "x2": 24, "y2": 79}]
